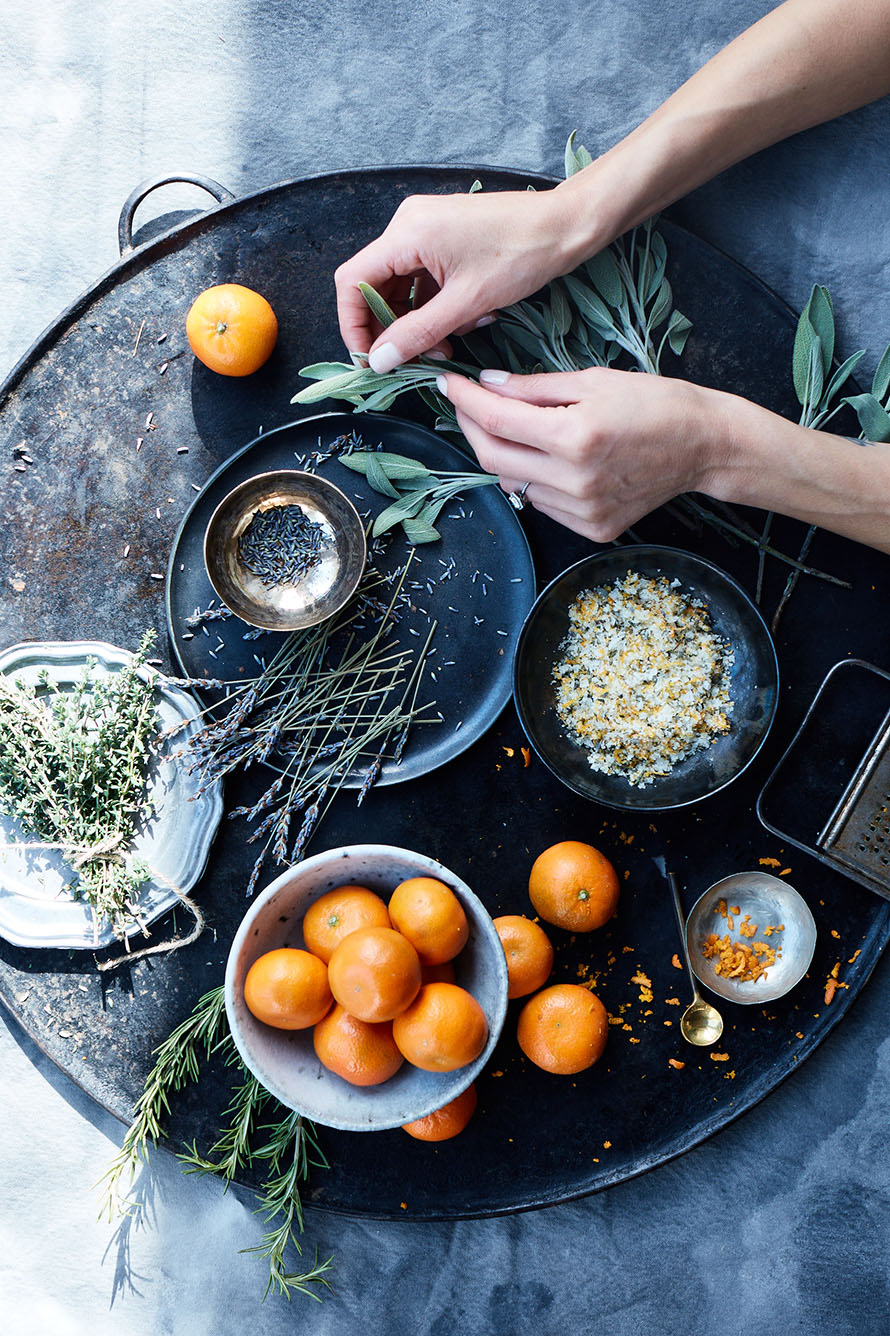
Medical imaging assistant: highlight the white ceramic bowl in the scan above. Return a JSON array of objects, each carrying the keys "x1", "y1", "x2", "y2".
[{"x1": 225, "y1": 844, "x2": 508, "y2": 1131}]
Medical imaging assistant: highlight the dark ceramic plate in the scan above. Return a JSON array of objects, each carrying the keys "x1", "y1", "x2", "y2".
[
  {"x1": 513, "y1": 545, "x2": 779, "y2": 810},
  {"x1": 166, "y1": 411, "x2": 536, "y2": 786}
]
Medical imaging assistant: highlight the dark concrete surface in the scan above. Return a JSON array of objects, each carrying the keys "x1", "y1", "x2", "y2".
[{"x1": 2, "y1": 2, "x2": 890, "y2": 1332}]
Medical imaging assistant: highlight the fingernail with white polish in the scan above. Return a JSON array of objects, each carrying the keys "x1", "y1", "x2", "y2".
[
  {"x1": 368, "y1": 341, "x2": 402, "y2": 374},
  {"x1": 435, "y1": 375, "x2": 448, "y2": 395},
  {"x1": 426, "y1": 349, "x2": 447, "y2": 361},
  {"x1": 475, "y1": 315, "x2": 497, "y2": 328},
  {"x1": 480, "y1": 368, "x2": 510, "y2": 385}
]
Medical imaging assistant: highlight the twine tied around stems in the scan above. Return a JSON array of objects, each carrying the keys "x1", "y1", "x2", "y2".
[{"x1": 0, "y1": 836, "x2": 205, "y2": 971}]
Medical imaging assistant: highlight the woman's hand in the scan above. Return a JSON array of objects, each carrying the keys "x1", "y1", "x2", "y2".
[
  {"x1": 334, "y1": 187, "x2": 590, "y2": 373},
  {"x1": 436, "y1": 367, "x2": 728, "y2": 541},
  {"x1": 436, "y1": 366, "x2": 890, "y2": 554}
]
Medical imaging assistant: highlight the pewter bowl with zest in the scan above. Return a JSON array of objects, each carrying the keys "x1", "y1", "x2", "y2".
[
  {"x1": 513, "y1": 545, "x2": 779, "y2": 811},
  {"x1": 686, "y1": 870, "x2": 817, "y2": 1004},
  {"x1": 203, "y1": 469, "x2": 367, "y2": 631}
]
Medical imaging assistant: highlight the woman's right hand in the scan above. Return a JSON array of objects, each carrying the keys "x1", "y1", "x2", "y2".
[{"x1": 334, "y1": 185, "x2": 590, "y2": 373}]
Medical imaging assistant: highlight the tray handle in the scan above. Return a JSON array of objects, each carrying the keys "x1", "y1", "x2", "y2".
[{"x1": 118, "y1": 173, "x2": 235, "y2": 254}]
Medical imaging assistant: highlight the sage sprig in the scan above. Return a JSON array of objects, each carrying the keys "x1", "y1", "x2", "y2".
[
  {"x1": 340, "y1": 449, "x2": 499, "y2": 542},
  {"x1": 99, "y1": 985, "x2": 333, "y2": 1304},
  {"x1": 767, "y1": 285, "x2": 890, "y2": 626}
]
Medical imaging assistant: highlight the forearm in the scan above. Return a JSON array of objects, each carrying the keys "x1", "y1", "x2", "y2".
[
  {"x1": 706, "y1": 389, "x2": 890, "y2": 554},
  {"x1": 551, "y1": 0, "x2": 890, "y2": 264}
]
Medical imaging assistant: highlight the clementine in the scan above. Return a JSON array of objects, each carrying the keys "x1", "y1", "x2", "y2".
[
  {"x1": 392, "y1": 982, "x2": 488, "y2": 1072},
  {"x1": 401, "y1": 1084, "x2": 478, "y2": 1141},
  {"x1": 243, "y1": 947, "x2": 332, "y2": 1030},
  {"x1": 313, "y1": 1004, "x2": 404, "y2": 1086},
  {"x1": 185, "y1": 283, "x2": 278, "y2": 376},
  {"x1": 327, "y1": 926, "x2": 421, "y2": 1023},
  {"x1": 493, "y1": 915, "x2": 554, "y2": 999},
  {"x1": 516, "y1": 983, "x2": 608, "y2": 1074},
  {"x1": 528, "y1": 840, "x2": 619, "y2": 932},
  {"x1": 302, "y1": 885, "x2": 391, "y2": 964},
  {"x1": 388, "y1": 876, "x2": 469, "y2": 965}
]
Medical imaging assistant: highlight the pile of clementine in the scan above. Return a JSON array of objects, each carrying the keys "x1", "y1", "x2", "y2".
[
  {"x1": 242, "y1": 875, "x2": 487, "y2": 1140},
  {"x1": 491, "y1": 839, "x2": 618, "y2": 1077}
]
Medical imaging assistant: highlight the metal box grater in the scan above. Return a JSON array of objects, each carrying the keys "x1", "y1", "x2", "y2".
[
  {"x1": 819, "y1": 712, "x2": 890, "y2": 895},
  {"x1": 757, "y1": 659, "x2": 890, "y2": 902}
]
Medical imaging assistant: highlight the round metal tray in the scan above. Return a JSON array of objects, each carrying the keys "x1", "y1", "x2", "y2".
[{"x1": 0, "y1": 166, "x2": 888, "y2": 1220}]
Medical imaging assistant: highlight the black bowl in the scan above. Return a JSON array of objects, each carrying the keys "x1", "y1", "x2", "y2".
[{"x1": 513, "y1": 545, "x2": 779, "y2": 811}]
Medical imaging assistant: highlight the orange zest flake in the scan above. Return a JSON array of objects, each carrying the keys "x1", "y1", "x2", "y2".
[
  {"x1": 848, "y1": 949, "x2": 862, "y2": 964},
  {"x1": 502, "y1": 746, "x2": 514, "y2": 757},
  {"x1": 668, "y1": 1058, "x2": 685, "y2": 1070},
  {"x1": 702, "y1": 931, "x2": 780, "y2": 981},
  {"x1": 521, "y1": 747, "x2": 531, "y2": 768},
  {"x1": 759, "y1": 857, "x2": 782, "y2": 868},
  {"x1": 665, "y1": 997, "x2": 680, "y2": 1006},
  {"x1": 710, "y1": 1052, "x2": 730, "y2": 1062}
]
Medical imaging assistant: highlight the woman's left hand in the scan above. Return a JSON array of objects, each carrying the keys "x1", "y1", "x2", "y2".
[{"x1": 435, "y1": 367, "x2": 733, "y2": 541}]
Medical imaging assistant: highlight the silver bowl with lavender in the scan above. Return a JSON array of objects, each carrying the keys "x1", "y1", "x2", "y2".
[{"x1": 203, "y1": 470, "x2": 367, "y2": 631}]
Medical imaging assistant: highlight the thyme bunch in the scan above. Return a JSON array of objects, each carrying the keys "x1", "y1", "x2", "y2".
[
  {"x1": 0, "y1": 632, "x2": 160, "y2": 939},
  {"x1": 99, "y1": 986, "x2": 333, "y2": 1303}
]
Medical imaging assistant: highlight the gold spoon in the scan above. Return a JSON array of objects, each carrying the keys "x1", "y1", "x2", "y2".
[{"x1": 668, "y1": 872, "x2": 724, "y2": 1047}]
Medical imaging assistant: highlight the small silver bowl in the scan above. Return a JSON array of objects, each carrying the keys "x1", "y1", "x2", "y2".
[
  {"x1": 686, "y1": 871, "x2": 817, "y2": 1004},
  {"x1": 203, "y1": 470, "x2": 366, "y2": 631}
]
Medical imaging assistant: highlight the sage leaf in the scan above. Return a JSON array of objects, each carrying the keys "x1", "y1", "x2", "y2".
[
  {"x1": 550, "y1": 282, "x2": 572, "y2": 338},
  {"x1": 872, "y1": 341, "x2": 890, "y2": 402},
  {"x1": 806, "y1": 284, "x2": 835, "y2": 375},
  {"x1": 341, "y1": 451, "x2": 431, "y2": 481},
  {"x1": 649, "y1": 277, "x2": 673, "y2": 330},
  {"x1": 356, "y1": 383, "x2": 410, "y2": 413},
  {"x1": 842, "y1": 392, "x2": 890, "y2": 442},
  {"x1": 805, "y1": 335, "x2": 824, "y2": 412},
  {"x1": 298, "y1": 361, "x2": 356, "y2": 380},
  {"x1": 291, "y1": 369, "x2": 372, "y2": 404},
  {"x1": 583, "y1": 250, "x2": 624, "y2": 308},
  {"x1": 564, "y1": 130, "x2": 583, "y2": 178},
  {"x1": 358, "y1": 282, "x2": 397, "y2": 329},
  {"x1": 563, "y1": 275, "x2": 615, "y2": 337},
  {"x1": 401, "y1": 517, "x2": 441, "y2": 544},
  {"x1": 365, "y1": 452, "x2": 400, "y2": 497},
  {"x1": 822, "y1": 348, "x2": 867, "y2": 406},
  {"x1": 792, "y1": 313, "x2": 817, "y2": 405},
  {"x1": 666, "y1": 310, "x2": 693, "y2": 356},
  {"x1": 371, "y1": 493, "x2": 428, "y2": 537}
]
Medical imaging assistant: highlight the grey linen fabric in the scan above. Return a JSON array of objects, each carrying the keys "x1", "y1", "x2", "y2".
[{"x1": 2, "y1": 2, "x2": 890, "y2": 1332}]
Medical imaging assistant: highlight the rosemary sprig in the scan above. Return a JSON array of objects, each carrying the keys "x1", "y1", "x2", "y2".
[
  {"x1": 97, "y1": 984, "x2": 231, "y2": 1218},
  {"x1": 0, "y1": 631, "x2": 160, "y2": 940},
  {"x1": 100, "y1": 985, "x2": 333, "y2": 1303}
]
